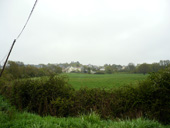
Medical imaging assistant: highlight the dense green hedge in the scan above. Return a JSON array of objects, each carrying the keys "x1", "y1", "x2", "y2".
[{"x1": 0, "y1": 68, "x2": 170, "y2": 124}]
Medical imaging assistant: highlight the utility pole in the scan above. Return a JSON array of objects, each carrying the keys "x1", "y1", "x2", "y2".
[
  {"x1": 0, "y1": 39, "x2": 16, "y2": 77},
  {"x1": 0, "y1": 0, "x2": 38, "y2": 77}
]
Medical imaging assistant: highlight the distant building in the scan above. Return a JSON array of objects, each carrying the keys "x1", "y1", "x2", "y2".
[
  {"x1": 91, "y1": 70, "x2": 96, "y2": 74},
  {"x1": 99, "y1": 67, "x2": 105, "y2": 71},
  {"x1": 121, "y1": 66, "x2": 126, "y2": 70},
  {"x1": 63, "y1": 66, "x2": 82, "y2": 73}
]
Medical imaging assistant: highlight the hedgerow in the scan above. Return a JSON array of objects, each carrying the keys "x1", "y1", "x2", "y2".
[{"x1": 0, "y1": 68, "x2": 170, "y2": 124}]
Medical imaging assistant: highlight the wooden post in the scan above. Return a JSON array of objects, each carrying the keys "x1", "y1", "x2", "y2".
[{"x1": 0, "y1": 39, "x2": 16, "y2": 77}]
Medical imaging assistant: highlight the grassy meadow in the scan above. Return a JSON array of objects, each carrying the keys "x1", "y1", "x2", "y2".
[{"x1": 67, "y1": 73, "x2": 147, "y2": 89}]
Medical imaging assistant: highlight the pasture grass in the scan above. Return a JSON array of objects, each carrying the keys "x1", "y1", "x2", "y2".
[
  {"x1": 67, "y1": 73, "x2": 147, "y2": 89},
  {"x1": 0, "y1": 95, "x2": 168, "y2": 128}
]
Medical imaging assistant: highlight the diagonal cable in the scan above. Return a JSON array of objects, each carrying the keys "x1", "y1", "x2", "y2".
[{"x1": 16, "y1": 0, "x2": 38, "y2": 40}]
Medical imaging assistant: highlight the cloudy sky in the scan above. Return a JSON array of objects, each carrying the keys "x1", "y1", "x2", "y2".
[{"x1": 0, "y1": 0, "x2": 170, "y2": 66}]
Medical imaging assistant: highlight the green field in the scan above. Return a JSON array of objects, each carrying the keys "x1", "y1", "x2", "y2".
[{"x1": 67, "y1": 73, "x2": 147, "y2": 89}]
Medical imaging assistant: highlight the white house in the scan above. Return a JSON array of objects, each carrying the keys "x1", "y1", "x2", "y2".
[
  {"x1": 63, "y1": 66, "x2": 82, "y2": 73},
  {"x1": 99, "y1": 67, "x2": 105, "y2": 71}
]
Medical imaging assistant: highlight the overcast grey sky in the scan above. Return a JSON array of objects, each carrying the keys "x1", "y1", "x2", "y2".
[{"x1": 0, "y1": 0, "x2": 170, "y2": 66}]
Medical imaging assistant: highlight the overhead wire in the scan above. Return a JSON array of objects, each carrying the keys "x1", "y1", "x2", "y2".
[
  {"x1": 16, "y1": 0, "x2": 38, "y2": 40},
  {"x1": 0, "y1": 54, "x2": 7, "y2": 65}
]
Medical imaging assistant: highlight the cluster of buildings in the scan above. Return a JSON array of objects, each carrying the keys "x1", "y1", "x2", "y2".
[
  {"x1": 0, "y1": 61, "x2": 126, "y2": 74},
  {"x1": 62, "y1": 65, "x2": 102, "y2": 73}
]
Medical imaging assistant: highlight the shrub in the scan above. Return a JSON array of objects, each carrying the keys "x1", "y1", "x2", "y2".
[
  {"x1": 138, "y1": 67, "x2": 170, "y2": 124},
  {"x1": 10, "y1": 75, "x2": 74, "y2": 116}
]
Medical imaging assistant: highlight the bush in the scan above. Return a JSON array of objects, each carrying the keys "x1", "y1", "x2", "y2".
[
  {"x1": 10, "y1": 75, "x2": 74, "y2": 116},
  {"x1": 138, "y1": 67, "x2": 170, "y2": 124},
  {"x1": 122, "y1": 67, "x2": 170, "y2": 124}
]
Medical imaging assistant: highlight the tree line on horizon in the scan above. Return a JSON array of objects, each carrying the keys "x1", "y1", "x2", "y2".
[
  {"x1": 105, "y1": 60, "x2": 170, "y2": 74},
  {"x1": 0, "y1": 60, "x2": 170, "y2": 79}
]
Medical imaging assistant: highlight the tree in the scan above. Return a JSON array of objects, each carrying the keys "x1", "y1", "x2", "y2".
[
  {"x1": 137, "y1": 63, "x2": 151, "y2": 75},
  {"x1": 150, "y1": 63, "x2": 161, "y2": 72},
  {"x1": 47, "y1": 64, "x2": 62, "y2": 74},
  {"x1": 87, "y1": 67, "x2": 91, "y2": 74},
  {"x1": 7, "y1": 61, "x2": 23, "y2": 78},
  {"x1": 55, "y1": 66, "x2": 62, "y2": 74},
  {"x1": 127, "y1": 63, "x2": 136, "y2": 72},
  {"x1": 105, "y1": 65, "x2": 113, "y2": 74},
  {"x1": 159, "y1": 60, "x2": 170, "y2": 68},
  {"x1": 25, "y1": 65, "x2": 39, "y2": 77}
]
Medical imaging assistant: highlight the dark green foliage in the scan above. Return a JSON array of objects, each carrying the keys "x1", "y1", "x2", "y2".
[
  {"x1": 127, "y1": 63, "x2": 136, "y2": 72},
  {"x1": 1, "y1": 95, "x2": 167, "y2": 128},
  {"x1": 0, "y1": 67, "x2": 170, "y2": 124},
  {"x1": 137, "y1": 63, "x2": 151, "y2": 75},
  {"x1": 4, "y1": 61, "x2": 63, "y2": 79},
  {"x1": 9, "y1": 75, "x2": 74, "y2": 116},
  {"x1": 105, "y1": 65, "x2": 114, "y2": 74},
  {"x1": 140, "y1": 67, "x2": 170, "y2": 123},
  {"x1": 73, "y1": 88, "x2": 111, "y2": 116},
  {"x1": 124, "y1": 67, "x2": 170, "y2": 124}
]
